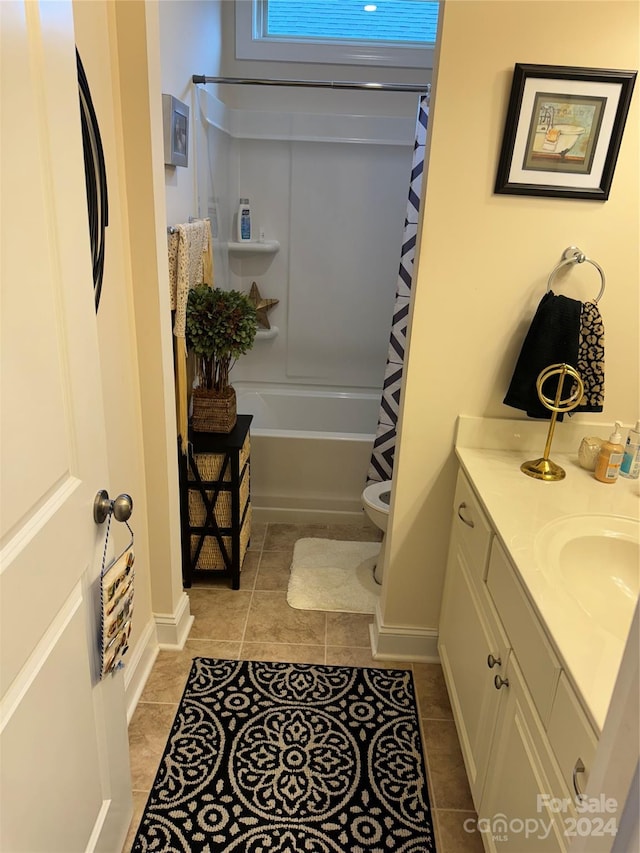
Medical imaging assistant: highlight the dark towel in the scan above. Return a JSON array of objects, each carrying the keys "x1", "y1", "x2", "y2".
[
  {"x1": 503, "y1": 291, "x2": 581, "y2": 420},
  {"x1": 572, "y1": 301, "x2": 605, "y2": 413}
]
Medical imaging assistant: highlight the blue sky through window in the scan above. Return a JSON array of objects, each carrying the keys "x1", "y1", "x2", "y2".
[{"x1": 265, "y1": 0, "x2": 439, "y2": 44}]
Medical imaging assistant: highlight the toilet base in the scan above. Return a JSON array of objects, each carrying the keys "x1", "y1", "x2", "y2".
[{"x1": 372, "y1": 533, "x2": 386, "y2": 585}]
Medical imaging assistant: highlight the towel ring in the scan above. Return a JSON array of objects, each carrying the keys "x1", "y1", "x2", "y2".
[{"x1": 546, "y1": 246, "x2": 605, "y2": 304}]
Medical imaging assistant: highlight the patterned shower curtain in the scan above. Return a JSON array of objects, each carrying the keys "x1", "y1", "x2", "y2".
[{"x1": 367, "y1": 94, "x2": 429, "y2": 484}]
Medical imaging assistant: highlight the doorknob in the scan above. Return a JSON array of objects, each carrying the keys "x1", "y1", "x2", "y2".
[{"x1": 94, "y1": 490, "x2": 134, "y2": 524}]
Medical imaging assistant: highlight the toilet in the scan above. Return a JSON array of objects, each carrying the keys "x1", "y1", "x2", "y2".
[{"x1": 362, "y1": 480, "x2": 392, "y2": 585}]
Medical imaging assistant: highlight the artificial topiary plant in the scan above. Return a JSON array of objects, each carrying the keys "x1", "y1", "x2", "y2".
[{"x1": 186, "y1": 285, "x2": 257, "y2": 395}]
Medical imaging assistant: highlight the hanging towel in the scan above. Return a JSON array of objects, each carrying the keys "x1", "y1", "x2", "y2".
[
  {"x1": 503, "y1": 291, "x2": 581, "y2": 420},
  {"x1": 572, "y1": 301, "x2": 605, "y2": 413},
  {"x1": 168, "y1": 228, "x2": 180, "y2": 307},
  {"x1": 172, "y1": 220, "x2": 213, "y2": 336},
  {"x1": 167, "y1": 219, "x2": 214, "y2": 452}
]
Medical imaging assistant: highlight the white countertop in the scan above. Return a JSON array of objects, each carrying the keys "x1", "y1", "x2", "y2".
[{"x1": 455, "y1": 416, "x2": 640, "y2": 733}]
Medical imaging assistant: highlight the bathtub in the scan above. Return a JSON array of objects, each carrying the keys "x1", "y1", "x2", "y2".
[{"x1": 235, "y1": 383, "x2": 379, "y2": 522}]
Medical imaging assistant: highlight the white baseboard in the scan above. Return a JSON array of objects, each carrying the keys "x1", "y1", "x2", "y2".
[
  {"x1": 154, "y1": 591, "x2": 194, "y2": 650},
  {"x1": 369, "y1": 606, "x2": 440, "y2": 662},
  {"x1": 123, "y1": 617, "x2": 158, "y2": 723}
]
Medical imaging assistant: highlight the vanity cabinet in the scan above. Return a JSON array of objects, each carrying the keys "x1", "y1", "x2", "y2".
[{"x1": 438, "y1": 470, "x2": 599, "y2": 852}]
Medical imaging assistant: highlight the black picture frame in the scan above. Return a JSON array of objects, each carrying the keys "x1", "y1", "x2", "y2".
[{"x1": 495, "y1": 64, "x2": 636, "y2": 200}]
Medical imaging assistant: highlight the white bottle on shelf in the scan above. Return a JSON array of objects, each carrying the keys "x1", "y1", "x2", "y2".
[
  {"x1": 237, "y1": 198, "x2": 252, "y2": 242},
  {"x1": 620, "y1": 420, "x2": 640, "y2": 479}
]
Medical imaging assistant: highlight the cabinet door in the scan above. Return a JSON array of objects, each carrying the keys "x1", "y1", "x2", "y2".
[
  {"x1": 438, "y1": 540, "x2": 510, "y2": 808},
  {"x1": 479, "y1": 656, "x2": 569, "y2": 853}
]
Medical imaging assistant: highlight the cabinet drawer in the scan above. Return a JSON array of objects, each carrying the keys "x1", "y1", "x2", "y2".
[
  {"x1": 451, "y1": 470, "x2": 493, "y2": 584},
  {"x1": 547, "y1": 673, "x2": 598, "y2": 802},
  {"x1": 487, "y1": 540, "x2": 561, "y2": 726}
]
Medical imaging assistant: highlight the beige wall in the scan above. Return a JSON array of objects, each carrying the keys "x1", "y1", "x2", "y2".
[
  {"x1": 73, "y1": 0, "x2": 155, "y2": 671},
  {"x1": 159, "y1": 0, "x2": 222, "y2": 225},
  {"x1": 113, "y1": 0, "x2": 186, "y2": 627},
  {"x1": 383, "y1": 0, "x2": 639, "y2": 631}
]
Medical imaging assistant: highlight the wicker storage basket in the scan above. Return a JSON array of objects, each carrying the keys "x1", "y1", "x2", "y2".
[
  {"x1": 188, "y1": 434, "x2": 250, "y2": 486},
  {"x1": 188, "y1": 466, "x2": 250, "y2": 529},
  {"x1": 191, "y1": 386, "x2": 237, "y2": 433},
  {"x1": 190, "y1": 505, "x2": 251, "y2": 572}
]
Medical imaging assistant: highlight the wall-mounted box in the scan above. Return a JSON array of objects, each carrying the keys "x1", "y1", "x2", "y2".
[{"x1": 162, "y1": 94, "x2": 189, "y2": 167}]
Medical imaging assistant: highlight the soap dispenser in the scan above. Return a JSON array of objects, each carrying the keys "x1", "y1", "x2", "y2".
[
  {"x1": 594, "y1": 422, "x2": 624, "y2": 483},
  {"x1": 620, "y1": 420, "x2": 640, "y2": 479}
]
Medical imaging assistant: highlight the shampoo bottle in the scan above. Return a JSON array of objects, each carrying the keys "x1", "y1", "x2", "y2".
[
  {"x1": 620, "y1": 420, "x2": 640, "y2": 479},
  {"x1": 237, "y1": 198, "x2": 252, "y2": 242},
  {"x1": 594, "y1": 422, "x2": 624, "y2": 484}
]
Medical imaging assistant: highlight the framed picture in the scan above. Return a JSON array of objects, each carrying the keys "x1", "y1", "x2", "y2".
[
  {"x1": 162, "y1": 94, "x2": 189, "y2": 167},
  {"x1": 495, "y1": 64, "x2": 636, "y2": 200}
]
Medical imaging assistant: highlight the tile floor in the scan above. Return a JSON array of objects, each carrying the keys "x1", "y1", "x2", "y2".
[{"x1": 124, "y1": 522, "x2": 484, "y2": 853}]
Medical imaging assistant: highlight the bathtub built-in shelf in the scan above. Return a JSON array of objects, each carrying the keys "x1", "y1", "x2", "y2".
[
  {"x1": 256, "y1": 326, "x2": 279, "y2": 340},
  {"x1": 228, "y1": 240, "x2": 280, "y2": 254}
]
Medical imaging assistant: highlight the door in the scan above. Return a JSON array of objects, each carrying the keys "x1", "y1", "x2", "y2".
[{"x1": 0, "y1": 2, "x2": 132, "y2": 851}]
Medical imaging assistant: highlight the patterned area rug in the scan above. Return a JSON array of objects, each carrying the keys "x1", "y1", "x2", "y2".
[{"x1": 132, "y1": 658, "x2": 435, "y2": 852}]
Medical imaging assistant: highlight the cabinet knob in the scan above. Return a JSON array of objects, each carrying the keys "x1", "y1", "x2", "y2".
[
  {"x1": 494, "y1": 674, "x2": 509, "y2": 690},
  {"x1": 457, "y1": 502, "x2": 475, "y2": 528},
  {"x1": 487, "y1": 654, "x2": 502, "y2": 669},
  {"x1": 572, "y1": 758, "x2": 586, "y2": 801}
]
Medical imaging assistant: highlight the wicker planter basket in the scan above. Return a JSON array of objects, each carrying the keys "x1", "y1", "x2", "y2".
[{"x1": 191, "y1": 386, "x2": 237, "y2": 433}]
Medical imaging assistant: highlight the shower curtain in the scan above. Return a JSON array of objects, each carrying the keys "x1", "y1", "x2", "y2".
[{"x1": 367, "y1": 94, "x2": 429, "y2": 484}]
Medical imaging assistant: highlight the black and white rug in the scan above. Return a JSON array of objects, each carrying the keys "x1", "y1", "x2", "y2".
[{"x1": 133, "y1": 658, "x2": 435, "y2": 852}]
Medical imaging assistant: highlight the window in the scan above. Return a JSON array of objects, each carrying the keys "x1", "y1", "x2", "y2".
[{"x1": 235, "y1": 0, "x2": 439, "y2": 69}]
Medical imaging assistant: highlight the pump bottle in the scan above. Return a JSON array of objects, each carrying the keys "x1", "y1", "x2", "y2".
[
  {"x1": 594, "y1": 422, "x2": 624, "y2": 484},
  {"x1": 620, "y1": 420, "x2": 640, "y2": 479}
]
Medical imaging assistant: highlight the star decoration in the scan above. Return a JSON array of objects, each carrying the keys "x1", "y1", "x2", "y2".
[{"x1": 248, "y1": 281, "x2": 279, "y2": 329}]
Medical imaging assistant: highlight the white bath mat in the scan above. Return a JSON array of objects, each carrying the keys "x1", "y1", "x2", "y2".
[{"x1": 287, "y1": 539, "x2": 381, "y2": 614}]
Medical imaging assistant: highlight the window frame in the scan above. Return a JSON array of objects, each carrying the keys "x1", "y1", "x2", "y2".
[{"x1": 235, "y1": 0, "x2": 436, "y2": 69}]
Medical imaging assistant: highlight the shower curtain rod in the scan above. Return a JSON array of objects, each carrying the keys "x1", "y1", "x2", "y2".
[{"x1": 192, "y1": 74, "x2": 430, "y2": 94}]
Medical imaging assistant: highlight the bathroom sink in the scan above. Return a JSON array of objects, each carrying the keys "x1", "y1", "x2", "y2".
[{"x1": 535, "y1": 515, "x2": 640, "y2": 641}]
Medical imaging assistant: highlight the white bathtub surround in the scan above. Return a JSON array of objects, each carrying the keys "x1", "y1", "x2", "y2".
[
  {"x1": 287, "y1": 539, "x2": 381, "y2": 614},
  {"x1": 236, "y1": 383, "x2": 379, "y2": 523},
  {"x1": 196, "y1": 86, "x2": 415, "y2": 391}
]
